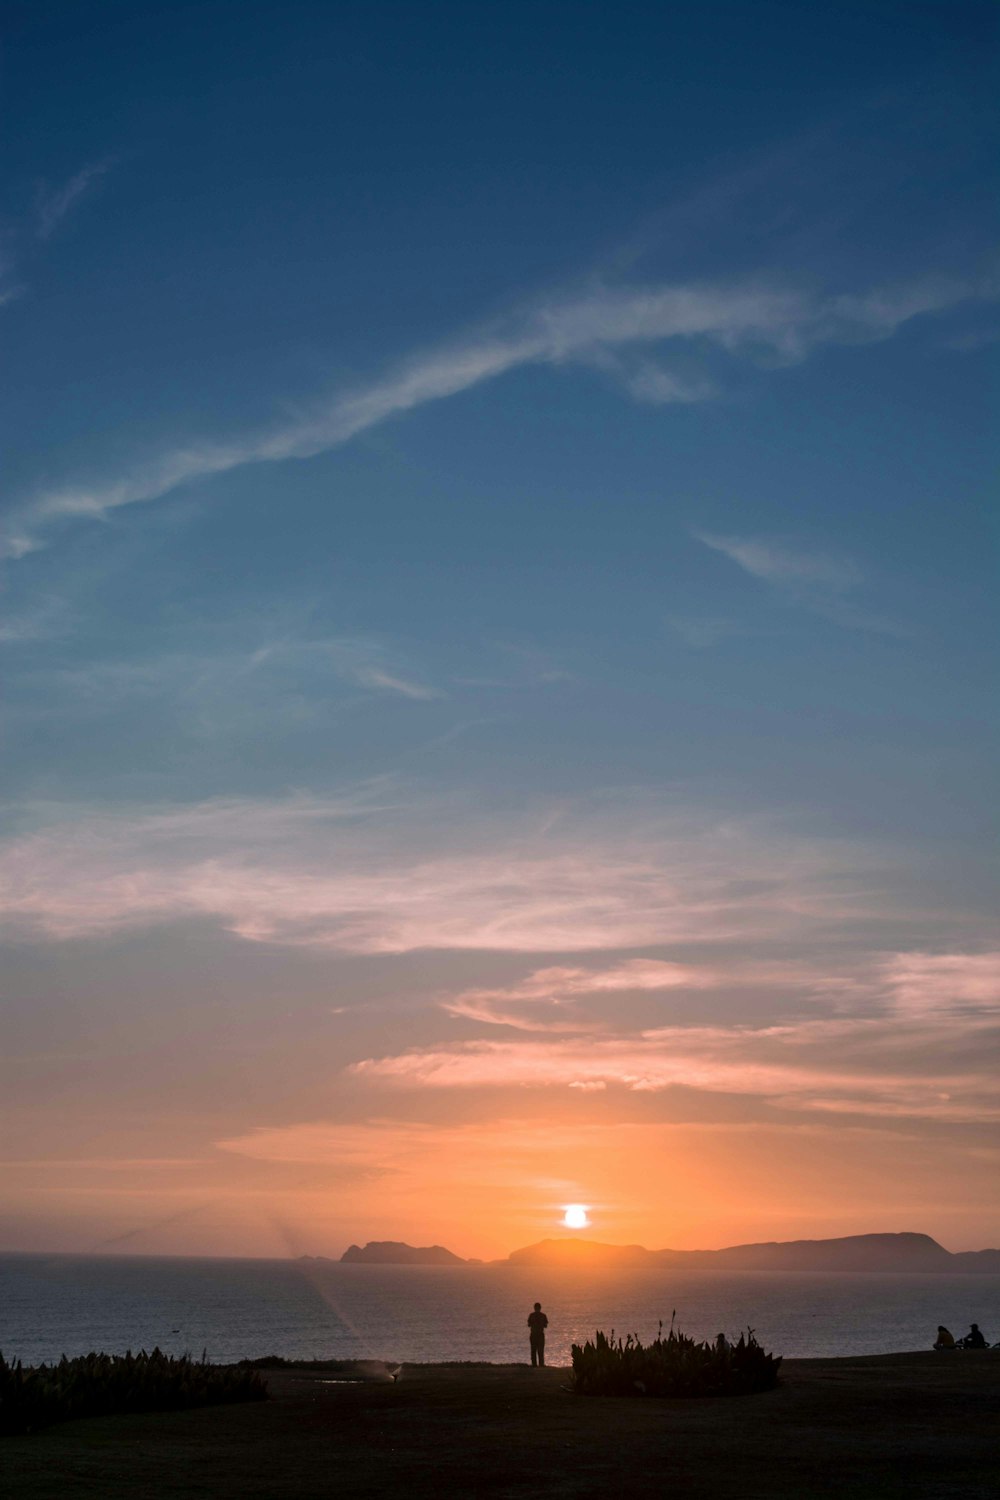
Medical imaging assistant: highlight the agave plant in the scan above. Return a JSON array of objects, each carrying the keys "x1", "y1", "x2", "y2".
[{"x1": 570, "y1": 1322, "x2": 781, "y2": 1399}]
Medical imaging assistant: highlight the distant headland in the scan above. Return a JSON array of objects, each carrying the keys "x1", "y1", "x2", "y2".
[
  {"x1": 338, "y1": 1241, "x2": 467, "y2": 1266},
  {"x1": 324, "y1": 1232, "x2": 1000, "y2": 1272}
]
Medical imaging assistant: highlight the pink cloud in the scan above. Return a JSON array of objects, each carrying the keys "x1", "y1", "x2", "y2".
[
  {"x1": 442, "y1": 959, "x2": 716, "y2": 1030},
  {"x1": 440, "y1": 956, "x2": 856, "y2": 1030},
  {"x1": 350, "y1": 1010, "x2": 1000, "y2": 1122},
  {"x1": 0, "y1": 795, "x2": 880, "y2": 953},
  {"x1": 882, "y1": 951, "x2": 1000, "y2": 1013}
]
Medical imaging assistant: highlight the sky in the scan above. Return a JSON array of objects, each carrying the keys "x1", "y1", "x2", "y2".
[{"x1": 1, "y1": 0, "x2": 998, "y2": 1260}]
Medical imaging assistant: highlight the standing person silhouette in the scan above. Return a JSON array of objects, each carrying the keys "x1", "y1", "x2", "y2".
[{"x1": 527, "y1": 1302, "x2": 548, "y2": 1367}]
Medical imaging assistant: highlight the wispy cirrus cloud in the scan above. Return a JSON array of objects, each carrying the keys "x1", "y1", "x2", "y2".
[
  {"x1": 35, "y1": 158, "x2": 113, "y2": 239},
  {"x1": 9, "y1": 634, "x2": 442, "y2": 726},
  {"x1": 696, "y1": 533, "x2": 862, "y2": 591},
  {"x1": 442, "y1": 959, "x2": 713, "y2": 1031},
  {"x1": 0, "y1": 157, "x2": 114, "y2": 330},
  {"x1": 882, "y1": 951, "x2": 1000, "y2": 1014},
  {"x1": 350, "y1": 666, "x2": 441, "y2": 700},
  {"x1": 695, "y1": 531, "x2": 906, "y2": 635},
  {"x1": 0, "y1": 790, "x2": 882, "y2": 952},
  {"x1": 3, "y1": 269, "x2": 991, "y2": 558},
  {"x1": 250, "y1": 637, "x2": 443, "y2": 701},
  {"x1": 440, "y1": 957, "x2": 828, "y2": 1031},
  {"x1": 348, "y1": 944, "x2": 1000, "y2": 1124},
  {"x1": 0, "y1": 594, "x2": 73, "y2": 644},
  {"x1": 351, "y1": 1005, "x2": 1000, "y2": 1123}
]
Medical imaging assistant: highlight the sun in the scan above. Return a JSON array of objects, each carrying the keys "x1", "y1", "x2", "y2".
[{"x1": 562, "y1": 1204, "x2": 590, "y2": 1230}]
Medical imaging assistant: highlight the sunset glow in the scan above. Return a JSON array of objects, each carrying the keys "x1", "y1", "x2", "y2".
[{"x1": 1, "y1": 4, "x2": 997, "y2": 1268}]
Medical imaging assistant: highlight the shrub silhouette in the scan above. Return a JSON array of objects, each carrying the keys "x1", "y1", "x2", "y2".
[
  {"x1": 571, "y1": 1319, "x2": 781, "y2": 1398},
  {"x1": 0, "y1": 1348, "x2": 267, "y2": 1435}
]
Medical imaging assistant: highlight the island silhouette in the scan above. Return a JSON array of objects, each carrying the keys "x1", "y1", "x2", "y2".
[
  {"x1": 326, "y1": 1231, "x2": 1000, "y2": 1272},
  {"x1": 339, "y1": 1240, "x2": 466, "y2": 1265}
]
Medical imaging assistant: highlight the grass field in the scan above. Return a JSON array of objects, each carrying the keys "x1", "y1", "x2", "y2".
[{"x1": 1, "y1": 1351, "x2": 996, "y2": 1499}]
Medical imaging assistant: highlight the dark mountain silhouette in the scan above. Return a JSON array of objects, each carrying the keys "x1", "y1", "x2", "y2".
[
  {"x1": 662, "y1": 1232, "x2": 953, "y2": 1272},
  {"x1": 329, "y1": 1232, "x2": 999, "y2": 1272},
  {"x1": 950, "y1": 1248, "x2": 1000, "y2": 1272},
  {"x1": 340, "y1": 1241, "x2": 467, "y2": 1265},
  {"x1": 506, "y1": 1232, "x2": 1000, "y2": 1273}
]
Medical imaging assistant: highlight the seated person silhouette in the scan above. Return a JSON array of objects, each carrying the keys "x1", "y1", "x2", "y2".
[
  {"x1": 933, "y1": 1325, "x2": 956, "y2": 1349},
  {"x1": 527, "y1": 1302, "x2": 548, "y2": 1367},
  {"x1": 958, "y1": 1323, "x2": 987, "y2": 1349}
]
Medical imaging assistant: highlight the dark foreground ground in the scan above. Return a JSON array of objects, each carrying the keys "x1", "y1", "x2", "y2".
[{"x1": 2, "y1": 1351, "x2": 997, "y2": 1499}]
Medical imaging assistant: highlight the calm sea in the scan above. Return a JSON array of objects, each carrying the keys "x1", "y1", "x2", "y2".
[{"x1": 1, "y1": 1255, "x2": 997, "y2": 1367}]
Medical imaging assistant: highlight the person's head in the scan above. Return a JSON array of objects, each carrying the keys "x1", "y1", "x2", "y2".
[
  {"x1": 534, "y1": 1302, "x2": 541, "y2": 1311},
  {"x1": 970, "y1": 1323, "x2": 979, "y2": 1331}
]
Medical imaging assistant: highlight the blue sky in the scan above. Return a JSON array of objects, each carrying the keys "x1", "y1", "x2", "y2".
[{"x1": 2, "y1": 2, "x2": 998, "y2": 1258}]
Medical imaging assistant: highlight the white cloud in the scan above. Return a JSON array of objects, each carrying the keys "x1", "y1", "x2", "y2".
[
  {"x1": 0, "y1": 159, "x2": 113, "y2": 318},
  {"x1": 4, "y1": 269, "x2": 990, "y2": 558},
  {"x1": 580, "y1": 347, "x2": 717, "y2": 404},
  {"x1": 351, "y1": 667, "x2": 442, "y2": 700},
  {"x1": 15, "y1": 634, "x2": 441, "y2": 715},
  {"x1": 256, "y1": 637, "x2": 443, "y2": 701},
  {"x1": 0, "y1": 595, "x2": 72, "y2": 644},
  {"x1": 0, "y1": 529, "x2": 41, "y2": 558},
  {"x1": 36, "y1": 159, "x2": 113, "y2": 239},
  {"x1": 696, "y1": 533, "x2": 862, "y2": 590},
  {"x1": 694, "y1": 530, "x2": 908, "y2": 635},
  {"x1": 619, "y1": 359, "x2": 717, "y2": 405}
]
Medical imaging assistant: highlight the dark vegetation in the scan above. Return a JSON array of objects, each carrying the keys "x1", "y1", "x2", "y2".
[
  {"x1": 571, "y1": 1321, "x2": 781, "y2": 1398},
  {"x1": 242, "y1": 1355, "x2": 360, "y2": 1370},
  {"x1": 0, "y1": 1349, "x2": 267, "y2": 1435},
  {"x1": 244, "y1": 1356, "x2": 521, "y2": 1370}
]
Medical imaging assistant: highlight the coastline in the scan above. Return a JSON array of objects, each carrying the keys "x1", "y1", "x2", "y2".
[{"x1": 3, "y1": 1351, "x2": 996, "y2": 1499}]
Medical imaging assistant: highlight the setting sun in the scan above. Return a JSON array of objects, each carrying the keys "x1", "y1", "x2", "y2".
[{"x1": 562, "y1": 1204, "x2": 590, "y2": 1230}]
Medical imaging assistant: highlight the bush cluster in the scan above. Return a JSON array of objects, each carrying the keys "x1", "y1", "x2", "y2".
[
  {"x1": 0, "y1": 1348, "x2": 268, "y2": 1435},
  {"x1": 571, "y1": 1321, "x2": 781, "y2": 1398}
]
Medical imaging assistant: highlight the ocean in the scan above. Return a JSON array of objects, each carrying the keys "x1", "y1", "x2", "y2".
[{"x1": 1, "y1": 1255, "x2": 996, "y2": 1367}]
